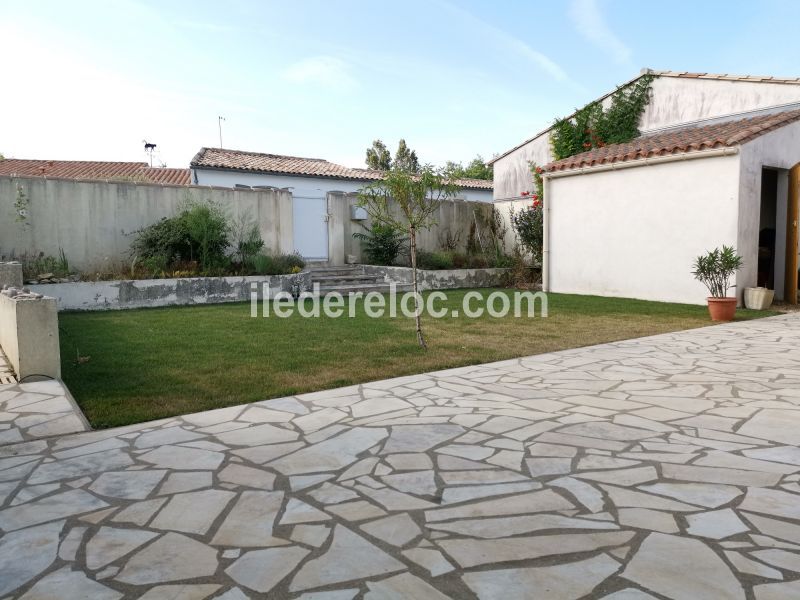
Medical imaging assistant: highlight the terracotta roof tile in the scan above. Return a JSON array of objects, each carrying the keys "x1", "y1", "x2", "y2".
[
  {"x1": 191, "y1": 147, "x2": 493, "y2": 191},
  {"x1": 0, "y1": 159, "x2": 190, "y2": 185},
  {"x1": 544, "y1": 108, "x2": 800, "y2": 173}
]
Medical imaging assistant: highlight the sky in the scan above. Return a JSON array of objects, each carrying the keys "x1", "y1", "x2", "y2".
[{"x1": 2, "y1": 0, "x2": 800, "y2": 170}]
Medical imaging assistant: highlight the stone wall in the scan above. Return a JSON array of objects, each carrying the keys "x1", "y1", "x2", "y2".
[
  {"x1": 32, "y1": 272, "x2": 313, "y2": 311},
  {"x1": 361, "y1": 265, "x2": 508, "y2": 290}
]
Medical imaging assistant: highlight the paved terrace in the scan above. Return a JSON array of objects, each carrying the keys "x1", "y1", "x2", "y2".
[{"x1": 2, "y1": 315, "x2": 800, "y2": 599}]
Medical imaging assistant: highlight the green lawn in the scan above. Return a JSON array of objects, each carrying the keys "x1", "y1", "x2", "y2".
[{"x1": 58, "y1": 290, "x2": 776, "y2": 428}]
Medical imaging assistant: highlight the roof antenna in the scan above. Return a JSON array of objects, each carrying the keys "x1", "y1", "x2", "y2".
[
  {"x1": 143, "y1": 140, "x2": 157, "y2": 167},
  {"x1": 218, "y1": 116, "x2": 226, "y2": 148}
]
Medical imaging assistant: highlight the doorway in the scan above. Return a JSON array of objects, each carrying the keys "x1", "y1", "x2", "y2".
[
  {"x1": 758, "y1": 169, "x2": 779, "y2": 292},
  {"x1": 293, "y1": 196, "x2": 329, "y2": 261}
]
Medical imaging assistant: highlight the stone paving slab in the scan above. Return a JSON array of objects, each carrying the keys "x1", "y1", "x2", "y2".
[
  {"x1": 0, "y1": 379, "x2": 90, "y2": 444},
  {"x1": 2, "y1": 314, "x2": 800, "y2": 598}
]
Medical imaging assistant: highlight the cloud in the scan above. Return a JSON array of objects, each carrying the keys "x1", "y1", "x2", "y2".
[
  {"x1": 437, "y1": 1, "x2": 576, "y2": 86},
  {"x1": 569, "y1": 0, "x2": 632, "y2": 64},
  {"x1": 281, "y1": 56, "x2": 357, "y2": 91}
]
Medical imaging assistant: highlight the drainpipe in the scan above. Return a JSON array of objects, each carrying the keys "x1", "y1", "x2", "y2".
[{"x1": 542, "y1": 174, "x2": 551, "y2": 292}]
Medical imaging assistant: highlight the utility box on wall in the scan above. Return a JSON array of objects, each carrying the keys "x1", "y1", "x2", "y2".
[{"x1": 350, "y1": 205, "x2": 368, "y2": 221}]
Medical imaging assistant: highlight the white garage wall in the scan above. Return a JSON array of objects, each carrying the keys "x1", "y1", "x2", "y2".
[
  {"x1": 736, "y1": 120, "x2": 800, "y2": 301},
  {"x1": 547, "y1": 154, "x2": 741, "y2": 305}
]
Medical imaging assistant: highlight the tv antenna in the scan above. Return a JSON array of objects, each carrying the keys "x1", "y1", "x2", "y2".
[
  {"x1": 143, "y1": 140, "x2": 157, "y2": 167},
  {"x1": 218, "y1": 116, "x2": 226, "y2": 148}
]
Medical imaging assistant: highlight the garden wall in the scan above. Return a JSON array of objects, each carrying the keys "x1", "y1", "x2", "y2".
[
  {"x1": 0, "y1": 176, "x2": 494, "y2": 271},
  {"x1": 0, "y1": 176, "x2": 293, "y2": 272},
  {"x1": 362, "y1": 265, "x2": 508, "y2": 290},
  {"x1": 31, "y1": 272, "x2": 312, "y2": 311}
]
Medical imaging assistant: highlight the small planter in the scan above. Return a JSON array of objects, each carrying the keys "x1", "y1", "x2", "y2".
[
  {"x1": 744, "y1": 287, "x2": 774, "y2": 310},
  {"x1": 707, "y1": 297, "x2": 737, "y2": 322}
]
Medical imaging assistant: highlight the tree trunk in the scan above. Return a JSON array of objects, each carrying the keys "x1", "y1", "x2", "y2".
[{"x1": 409, "y1": 225, "x2": 426, "y2": 349}]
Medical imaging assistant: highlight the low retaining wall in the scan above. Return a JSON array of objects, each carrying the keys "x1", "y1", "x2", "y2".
[
  {"x1": 362, "y1": 265, "x2": 508, "y2": 290},
  {"x1": 32, "y1": 272, "x2": 313, "y2": 311},
  {"x1": 0, "y1": 289, "x2": 61, "y2": 380}
]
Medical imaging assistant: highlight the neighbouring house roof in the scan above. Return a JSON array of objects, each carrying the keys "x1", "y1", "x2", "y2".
[
  {"x1": 191, "y1": 147, "x2": 494, "y2": 191},
  {"x1": 544, "y1": 108, "x2": 800, "y2": 173},
  {"x1": 488, "y1": 69, "x2": 800, "y2": 165},
  {"x1": 0, "y1": 159, "x2": 190, "y2": 185}
]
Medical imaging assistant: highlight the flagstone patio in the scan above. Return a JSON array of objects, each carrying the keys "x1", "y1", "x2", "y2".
[{"x1": 2, "y1": 314, "x2": 800, "y2": 599}]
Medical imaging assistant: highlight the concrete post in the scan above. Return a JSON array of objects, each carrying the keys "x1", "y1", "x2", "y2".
[
  {"x1": 0, "y1": 262, "x2": 23, "y2": 288},
  {"x1": 0, "y1": 291, "x2": 61, "y2": 380}
]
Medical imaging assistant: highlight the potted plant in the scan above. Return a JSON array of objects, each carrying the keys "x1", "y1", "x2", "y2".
[{"x1": 692, "y1": 246, "x2": 744, "y2": 321}]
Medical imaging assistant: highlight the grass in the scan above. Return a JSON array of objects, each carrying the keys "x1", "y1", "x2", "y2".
[{"x1": 58, "y1": 290, "x2": 777, "y2": 428}]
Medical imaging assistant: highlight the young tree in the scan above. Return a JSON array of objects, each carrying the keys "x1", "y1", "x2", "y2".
[
  {"x1": 365, "y1": 139, "x2": 391, "y2": 170},
  {"x1": 358, "y1": 167, "x2": 457, "y2": 348},
  {"x1": 394, "y1": 139, "x2": 419, "y2": 173}
]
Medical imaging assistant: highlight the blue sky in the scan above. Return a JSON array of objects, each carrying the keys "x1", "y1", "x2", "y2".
[{"x1": 2, "y1": 0, "x2": 800, "y2": 169}]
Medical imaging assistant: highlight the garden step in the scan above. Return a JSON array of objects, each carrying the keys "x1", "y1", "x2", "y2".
[
  {"x1": 314, "y1": 282, "x2": 413, "y2": 296},
  {"x1": 310, "y1": 274, "x2": 382, "y2": 284}
]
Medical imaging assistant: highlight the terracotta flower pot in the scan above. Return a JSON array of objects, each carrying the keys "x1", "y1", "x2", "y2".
[{"x1": 707, "y1": 297, "x2": 737, "y2": 322}]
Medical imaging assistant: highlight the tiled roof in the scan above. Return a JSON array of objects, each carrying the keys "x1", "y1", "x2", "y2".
[
  {"x1": 489, "y1": 69, "x2": 800, "y2": 165},
  {"x1": 650, "y1": 70, "x2": 800, "y2": 84},
  {"x1": 0, "y1": 159, "x2": 190, "y2": 185},
  {"x1": 191, "y1": 147, "x2": 493, "y2": 191},
  {"x1": 544, "y1": 108, "x2": 800, "y2": 173}
]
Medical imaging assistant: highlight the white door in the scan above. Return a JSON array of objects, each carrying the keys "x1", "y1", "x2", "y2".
[{"x1": 293, "y1": 196, "x2": 329, "y2": 260}]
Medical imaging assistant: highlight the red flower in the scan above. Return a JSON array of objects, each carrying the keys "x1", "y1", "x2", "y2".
[
  {"x1": 535, "y1": 166, "x2": 542, "y2": 174},
  {"x1": 532, "y1": 194, "x2": 539, "y2": 201},
  {"x1": 521, "y1": 191, "x2": 529, "y2": 196},
  {"x1": 532, "y1": 199, "x2": 541, "y2": 208}
]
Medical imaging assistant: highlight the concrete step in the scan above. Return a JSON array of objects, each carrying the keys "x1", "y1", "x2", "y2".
[
  {"x1": 311, "y1": 274, "x2": 382, "y2": 284},
  {"x1": 314, "y1": 282, "x2": 413, "y2": 296}
]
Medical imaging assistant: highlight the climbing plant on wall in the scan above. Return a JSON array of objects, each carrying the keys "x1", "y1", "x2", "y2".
[{"x1": 549, "y1": 73, "x2": 655, "y2": 161}]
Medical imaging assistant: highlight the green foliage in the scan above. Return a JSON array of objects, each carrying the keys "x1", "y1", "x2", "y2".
[
  {"x1": 21, "y1": 249, "x2": 71, "y2": 280},
  {"x1": 417, "y1": 251, "x2": 454, "y2": 270},
  {"x1": 394, "y1": 139, "x2": 419, "y2": 173},
  {"x1": 352, "y1": 223, "x2": 408, "y2": 266},
  {"x1": 364, "y1": 138, "x2": 419, "y2": 173},
  {"x1": 358, "y1": 166, "x2": 458, "y2": 347},
  {"x1": 131, "y1": 199, "x2": 231, "y2": 274},
  {"x1": 511, "y1": 204, "x2": 544, "y2": 266},
  {"x1": 550, "y1": 74, "x2": 654, "y2": 160},
  {"x1": 445, "y1": 155, "x2": 493, "y2": 181},
  {"x1": 250, "y1": 252, "x2": 305, "y2": 275},
  {"x1": 13, "y1": 183, "x2": 29, "y2": 229},
  {"x1": 692, "y1": 246, "x2": 744, "y2": 298},
  {"x1": 365, "y1": 139, "x2": 392, "y2": 170},
  {"x1": 231, "y1": 211, "x2": 265, "y2": 267}
]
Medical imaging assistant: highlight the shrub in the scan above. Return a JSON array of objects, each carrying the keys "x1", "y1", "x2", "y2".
[
  {"x1": 511, "y1": 204, "x2": 544, "y2": 265},
  {"x1": 131, "y1": 199, "x2": 230, "y2": 273},
  {"x1": 20, "y1": 249, "x2": 72, "y2": 280},
  {"x1": 352, "y1": 224, "x2": 408, "y2": 266},
  {"x1": 417, "y1": 251, "x2": 454, "y2": 270},
  {"x1": 231, "y1": 212, "x2": 264, "y2": 267},
  {"x1": 250, "y1": 252, "x2": 305, "y2": 275}
]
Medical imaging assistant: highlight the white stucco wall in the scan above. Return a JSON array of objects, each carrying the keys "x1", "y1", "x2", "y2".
[
  {"x1": 736, "y1": 120, "x2": 800, "y2": 300},
  {"x1": 192, "y1": 168, "x2": 493, "y2": 203},
  {"x1": 547, "y1": 154, "x2": 741, "y2": 305},
  {"x1": 492, "y1": 75, "x2": 800, "y2": 202}
]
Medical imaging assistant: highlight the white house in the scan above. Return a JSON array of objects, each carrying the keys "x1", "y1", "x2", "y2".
[
  {"x1": 191, "y1": 147, "x2": 493, "y2": 261},
  {"x1": 491, "y1": 69, "x2": 800, "y2": 202},
  {"x1": 493, "y1": 70, "x2": 800, "y2": 306}
]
